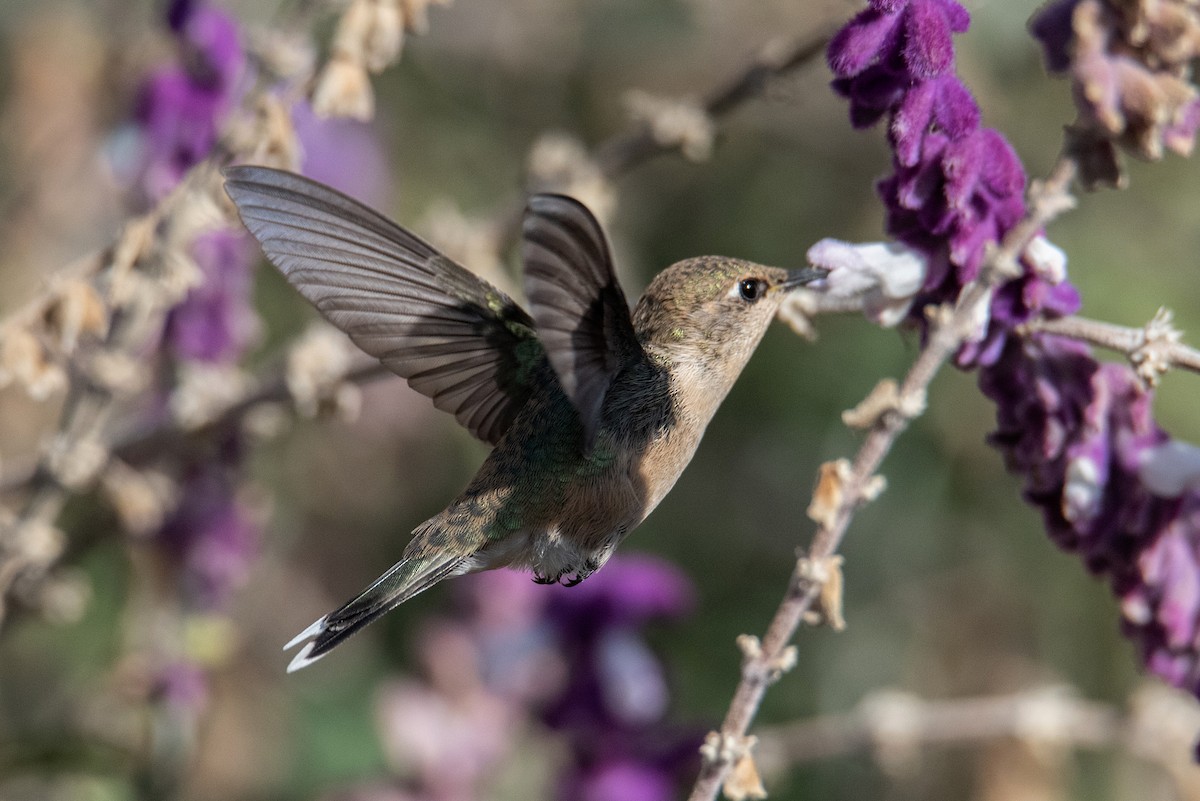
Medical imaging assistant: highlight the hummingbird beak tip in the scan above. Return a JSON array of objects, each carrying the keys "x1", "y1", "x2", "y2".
[{"x1": 780, "y1": 266, "x2": 830, "y2": 291}]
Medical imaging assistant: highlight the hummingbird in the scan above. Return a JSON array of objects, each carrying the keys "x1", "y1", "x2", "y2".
[{"x1": 223, "y1": 166, "x2": 826, "y2": 671}]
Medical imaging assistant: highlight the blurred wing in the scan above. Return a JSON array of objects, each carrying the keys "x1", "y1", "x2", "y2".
[
  {"x1": 224, "y1": 165, "x2": 540, "y2": 445},
  {"x1": 521, "y1": 194, "x2": 642, "y2": 446}
]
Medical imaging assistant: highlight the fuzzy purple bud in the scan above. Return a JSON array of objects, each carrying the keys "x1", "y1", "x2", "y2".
[{"x1": 164, "y1": 229, "x2": 258, "y2": 363}]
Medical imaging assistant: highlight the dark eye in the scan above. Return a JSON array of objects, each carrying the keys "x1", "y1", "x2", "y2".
[{"x1": 738, "y1": 278, "x2": 764, "y2": 302}]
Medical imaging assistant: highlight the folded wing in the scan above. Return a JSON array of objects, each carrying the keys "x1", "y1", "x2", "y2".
[{"x1": 521, "y1": 194, "x2": 643, "y2": 447}]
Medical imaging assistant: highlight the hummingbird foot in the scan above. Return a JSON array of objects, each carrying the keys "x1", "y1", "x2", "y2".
[
  {"x1": 558, "y1": 558, "x2": 600, "y2": 587},
  {"x1": 532, "y1": 572, "x2": 559, "y2": 585}
]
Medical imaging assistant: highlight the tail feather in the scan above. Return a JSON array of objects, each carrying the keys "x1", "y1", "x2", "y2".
[{"x1": 285, "y1": 554, "x2": 466, "y2": 672}]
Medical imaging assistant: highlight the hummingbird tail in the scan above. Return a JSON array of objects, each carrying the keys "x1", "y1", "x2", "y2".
[{"x1": 284, "y1": 554, "x2": 466, "y2": 672}]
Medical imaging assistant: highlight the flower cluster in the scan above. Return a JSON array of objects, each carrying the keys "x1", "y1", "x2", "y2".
[
  {"x1": 1030, "y1": 0, "x2": 1200, "y2": 188},
  {"x1": 981, "y1": 333, "x2": 1200, "y2": 712},
  {"x1": 134, "y1": 0, "x2": 244, "y2": 203},
  {"x1": 827, "y1": 0, "x2": 1200, "y2": 734},
  {"x1": 827, "y1": 0, "x2": 1079, "y2": 365},
  {"x1": 367, "y1": 556, "x2": 702, "y2": 801}
]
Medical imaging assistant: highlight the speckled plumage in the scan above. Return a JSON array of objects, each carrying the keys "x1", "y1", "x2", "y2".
[{"x1": 224, "y1": 166, "x2": 824, "y2": 671}]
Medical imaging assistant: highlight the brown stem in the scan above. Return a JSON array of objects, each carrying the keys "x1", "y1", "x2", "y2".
[
  {"x1": 593, "y1": 30, "x2": 835, "y2": 179},
  {"x1": 1024, "y1": 313, "x2": 1200, "y2": 377}
]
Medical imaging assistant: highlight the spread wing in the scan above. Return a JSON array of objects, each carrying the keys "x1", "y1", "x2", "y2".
[
  {"x1": 224, "y1": 166, "x2": 541, "y2": 445},
  {"x1": 521, "y1": 194, "x2": 642, "y2": 447}
]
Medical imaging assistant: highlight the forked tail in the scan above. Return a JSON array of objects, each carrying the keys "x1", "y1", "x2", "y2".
[{"x1": 284, "y1": 554, "x2": 465, "y2": 672}]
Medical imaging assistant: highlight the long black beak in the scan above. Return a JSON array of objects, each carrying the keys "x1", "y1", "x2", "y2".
[{"x1": 780, "y1": 266, "x2": 829, "y2": 290}]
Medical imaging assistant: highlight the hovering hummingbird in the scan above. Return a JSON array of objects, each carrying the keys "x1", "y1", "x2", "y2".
[{"x1": 223, "y1": 166, "x2": 826, "y2": 671}]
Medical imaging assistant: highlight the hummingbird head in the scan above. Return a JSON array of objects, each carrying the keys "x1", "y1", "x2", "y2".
[{"x1": 633, "y1": 257, "x2": 825, "y2": 377}]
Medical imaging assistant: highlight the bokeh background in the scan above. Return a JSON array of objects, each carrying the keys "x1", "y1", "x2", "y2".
[{"x1": 1, "y1": 1, "x2": 1199, "y2": 799}]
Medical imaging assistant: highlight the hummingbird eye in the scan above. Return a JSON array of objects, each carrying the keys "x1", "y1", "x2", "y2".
[{"x1": 737, "y1": 278, "x2": 765, "y2": 302}]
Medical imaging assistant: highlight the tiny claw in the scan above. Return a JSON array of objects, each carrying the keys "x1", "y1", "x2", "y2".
[
  {"x1": 560, "y1": 573, "x2": 584, "y2": 587},
  {"x1": 532, "y1": 572, "x2": 558, "y2": 585}
]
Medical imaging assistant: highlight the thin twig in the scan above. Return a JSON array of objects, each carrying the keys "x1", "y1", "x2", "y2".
[
  {"x1": 1023, "y1": 312, "x2": 1200, "y2": 379},
  {"x1": 593, "y1": 30, "x2": 836, "y2": 179},
  {"x1": 753, "y1": 684, "x2": 1200, "y2": 794},
  {"x1": 687, "y1": 156, "x2": 1080, "y2": 801},
  {"x1": 755, "y1": 686, "x2": 1121, "y2": 768}
]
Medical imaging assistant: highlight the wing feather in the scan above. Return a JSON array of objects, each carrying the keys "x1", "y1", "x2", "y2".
[
  {"x1": 225, "y1": 166, "x2": 541, "y2": 445},
  {"x1": 520, "y1": 194, "x2": 643, "y2": 447}
]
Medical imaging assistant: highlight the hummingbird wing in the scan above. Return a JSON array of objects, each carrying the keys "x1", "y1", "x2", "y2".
[
  {"x1": 521, "y1": 194, "x2": 642, "y2": 447},
  {"x1": 224, "y1": 166, "x2": 540, "y2": 445}
]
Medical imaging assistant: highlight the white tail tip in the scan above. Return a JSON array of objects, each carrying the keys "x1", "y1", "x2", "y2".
[
  {"x1": 286, "y1": 642, "x2": 327, "y2": 673},
  {"x1": 284, "y1": 615, "x2": 327, "y2": 652}
]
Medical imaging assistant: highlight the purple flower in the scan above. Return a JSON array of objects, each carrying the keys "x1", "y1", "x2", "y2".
[
  {"x1": 572, "y1": 758, "x2": 676, "y2": 801},
  {"x1": 829, "y1": 0, "x2": 1069, "y2": 363},
  {"x1": 164, "y1": 229, "x2": 259, "y2": 363},
  {"x1": 979, "y1": 333, "x2": 1200, "y2": 705},
  {"x1": 456, "y1": 557, "x2": 702, "y2": 800},
  {"x1": 152, "y1": 659, "x2": 209, "y2": 712},
  {"x1": 132, "y1": 2, "x2": 244, "y2": 201},
  {"x1": 293, "y1": 101, "x2": 392, "y2": 208},
  {"x1": 158, "y1": 456, "x2": 260, "y2": 609},
  {"x1": 1029, "y1": 0, "x2": 1200, "y2": 172},
  {"x1": 545, "y1": 554, "x2": 695, "y2": 632}
]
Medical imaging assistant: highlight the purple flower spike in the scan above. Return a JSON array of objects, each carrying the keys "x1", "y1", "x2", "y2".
[
  {"x1": 828, "y1": 9, "x2": 906, "y2": 78},
  {"x1": 831, "y1": 0, "x2": 1200, "y2": 745},
  {"x1": 903, "y1": 0, "x2": 958, "y2": 78}
]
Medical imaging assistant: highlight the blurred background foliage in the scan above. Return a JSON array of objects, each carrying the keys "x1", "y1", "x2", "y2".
[{"x1": 0, "y1": 0, "x2": 1198, "y2": 800}]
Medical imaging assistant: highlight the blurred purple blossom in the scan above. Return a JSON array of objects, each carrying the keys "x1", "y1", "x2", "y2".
[
  {"x1": 373, "y1": 556, "x2": 704, "y2": 801},
  {"x1": 293, "y1": 101, "x2": 393, "y2": 208},
  {"x1": 133, "y1": 2, "x2": 244, "y2": 201},
  {"x1": 158, "y1": 453, "x2": 260, "y2": 609},
  {"x1": 152, "y1": 659, "x2": 210, "y2": 712},
  {"x1": 1029, "y1": 0, "x2": 1200, "y2": 174},
  {"x1": 537, "y1": 557, "x2": 702, "y2": 801},
  {"x1": 979, "y1": 334, "x2": 1200, "y2": 705},
  {"x1": 163, "y1": 229, "x2": 259, "y2": 362},
  {"x1": 571, "y1": 758, "x2": 676, "y2": 801}
]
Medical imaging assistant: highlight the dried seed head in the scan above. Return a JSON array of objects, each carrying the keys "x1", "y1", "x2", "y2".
[
  {"x1": 33, "y1": 568, "x2": 92, "y2": 625},
  {"x1": 45, "y1": 434, "x2": 109, "y2": 491},
  {"x1": 102, "y1": 461, "x2": 178, "y2": 536},
  {"x1": 527, "y1": 132, "x2": 616, "y2": 226},
  {"x1": 0, "y1": 327, "x2": 66, "y2": 400},
  {"x1": 723, "y1": 750, "x2": 767, "y2": 801},
  {"x1": 400, "y1": 0, "x2": 452, "y2": 34},
  {"x1": 46, "y1": 279, "x2": 109, "y2": 354},
  {"x1": 286, "y1": 323, "x2": 359, "y2": 419},
  {"x1": 170, "y1": 362, "x2": 250, "y2": 429},
  {"x1": 312, "y1": 53, "x2": 375, "y2": 120},
  {"x1": 226, "y1": 94, "x2": 301, "y2": 173},
  {"x1": 624, "y1": 90, "x2": 715, "y2": 162}
]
